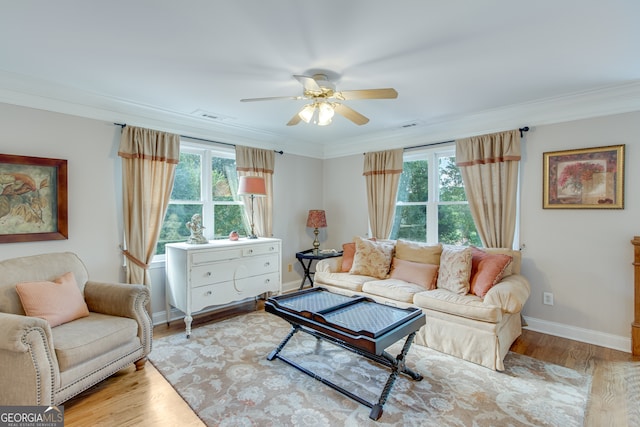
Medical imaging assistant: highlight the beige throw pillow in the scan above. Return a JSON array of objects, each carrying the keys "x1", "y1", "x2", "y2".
[
  {"x1": 349, "y1": 237, "x2": 394, "y2": 279},
  {"x1": 436, "y1": 245, "x2": 473, "y2": 295},
  {"x1": 395, "y1": 240, "x2": 443, "y2": 265}
]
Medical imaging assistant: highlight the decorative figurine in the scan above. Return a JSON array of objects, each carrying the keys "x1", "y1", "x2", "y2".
[
  {"x1": 186, "y1": 214, "x2": 208, "y2": 244},
  {"x1": 229, "y1": 230, "x2": 239, "y2": 241}
]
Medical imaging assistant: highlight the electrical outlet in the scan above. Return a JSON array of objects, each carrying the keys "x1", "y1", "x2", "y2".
[
  {"x1": 543, "y1": 292, "x2": 554, "y2": 306},
  {"x1": 288, "y1": 264, "x2": 292, "y2": 272}
]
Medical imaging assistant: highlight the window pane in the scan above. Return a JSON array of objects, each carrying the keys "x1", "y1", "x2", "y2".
[
  {"x1": 390, "y1": 205, "x2": 427, "y2": 242},
  {"x1": 212, "y1": 157, "x2": 237, "y2": 201},
  {"x1": 438, "y1": 204, "x2": 481, "y2": 246},
  {"x1": 397, "y1": 160, "x2": 428, "y2": 202},
  {"x1": 439, "y1": 156, "x2": 466, "y2": 202},
  {"x1": 213, "y1": 204, "x2": 245, "y2": 239},
  {"x1": 156, "y1": 204, "x2": 203, "y2": 255},
  {"x1": 171, "y1": 153, "x2": 201, "y2": 201}
]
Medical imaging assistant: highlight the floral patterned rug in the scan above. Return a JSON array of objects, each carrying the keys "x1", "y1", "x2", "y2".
[{"x1": 149, "y1": 311, "x2": 591, "y2": 427}]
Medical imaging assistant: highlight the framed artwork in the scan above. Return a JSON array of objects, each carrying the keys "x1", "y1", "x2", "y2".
[
  {"x1": 543, "y1": 144, "x2": 625, "y2": 209},
  {"x1": 0, "y1": 154, "x2": 68, "y2": 242}
]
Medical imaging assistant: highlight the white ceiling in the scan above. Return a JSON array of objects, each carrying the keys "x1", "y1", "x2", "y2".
[{"x1": 1, "y1": 1, "x2": 639, "y2": 158}]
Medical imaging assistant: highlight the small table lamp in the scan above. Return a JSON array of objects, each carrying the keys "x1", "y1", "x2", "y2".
[
  {"x1": 238, "y1": 176, "x2": 266, "y2": 239},
  {"x1": 306, "y1": 209, "x2": 327, "y2": 254}
]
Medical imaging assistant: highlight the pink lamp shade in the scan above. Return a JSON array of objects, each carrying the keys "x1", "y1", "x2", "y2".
[
  {"x1": 238, "y1": 176, "x2": 266, "y2": 196},
  {"x1": 306, "y1": 210, "x2": 327, "y2": 228}
]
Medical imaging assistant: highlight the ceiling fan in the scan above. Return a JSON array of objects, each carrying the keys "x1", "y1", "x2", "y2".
[{"x1": 240, "y1": 74, "x2": 398, "y2": 126}]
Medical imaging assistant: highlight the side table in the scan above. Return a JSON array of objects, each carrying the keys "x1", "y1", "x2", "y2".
[{"x1": 295, "y1": 249, "x2": 343, "y2": 289}]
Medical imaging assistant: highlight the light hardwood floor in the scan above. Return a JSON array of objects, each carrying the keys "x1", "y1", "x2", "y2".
[{"x1": 63, "y1": 303, "x2": 638, "y2": 427}]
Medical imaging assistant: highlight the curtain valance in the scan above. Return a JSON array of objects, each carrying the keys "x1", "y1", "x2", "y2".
[
  {"x1": 236, "y1": 145, "x2": 275, "y2": 174},
  {"x1": 117, "y1": 126, "x2": 180, "y2": 164},
  {"x1": 455, "y1": 129, "x2": 520, "y2": 166},
  {"x1": 363, "y1": 149, "x2": 403, "y2": 176}
]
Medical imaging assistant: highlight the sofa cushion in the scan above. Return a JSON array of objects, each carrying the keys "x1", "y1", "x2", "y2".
[
  {"x1": 413, "y1": 289, "x2": 502, "y2": 323},
  {"x1": 436, "y1": 245, "x2": 472, "y2": 295},
  {"x1": 389, "y1": 257, "x2": 438, "y2": 289},
  {"x1": 52, "y1": 312, "x2": 139, "y2": 372},
  {"x1": 395, "y1": 240, "x2": 442, "y2": 265},
  {"x1": 16, "y1": 272, "x2": 90, "y2": 327},
  {"x1": 349, "y1": 237, "x2": 394, "y2": 279},
  {"x1": 362, "y1": 279, "x2": 427, "y2": 303},
  {"x1": 314, "y1": 271, "x2": 374, "y2": 292},
  {"x1": 470, "y1": 247, "x2": 513, "y2": 297}
]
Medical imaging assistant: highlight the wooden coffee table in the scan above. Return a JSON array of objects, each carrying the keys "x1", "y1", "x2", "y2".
[{"x1": 265, "y1": 287, "x2": 425, "y2": 420}]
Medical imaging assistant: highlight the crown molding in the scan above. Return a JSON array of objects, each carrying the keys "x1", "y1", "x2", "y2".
[
  {"x1": 322, "y1": 81, "x2": 640, "y2": 158},
  {"x1": 1, "y1": 70, "x2": 638, "y2": 160}
]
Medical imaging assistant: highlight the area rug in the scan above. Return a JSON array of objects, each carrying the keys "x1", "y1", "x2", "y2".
[{"x1": 149, "y1": 311, "x2": 591, "y2": 426}]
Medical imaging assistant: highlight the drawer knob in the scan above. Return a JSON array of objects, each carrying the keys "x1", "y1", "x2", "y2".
[
  {"x1": 264, "y1": 262, "x2": 270, "y2": 267},
  {"x1": 248, "y1": 249, "x2": 253, "y2": 254},
  {"x1": 206, "y1": 291, "x2": 212, "y2": 296},
  {"x1": 265, "y1": 279, "x2": 270, "y2": 284},
  {"x1": 206, "y1": 272, "x2": 212, "y2": 277}
]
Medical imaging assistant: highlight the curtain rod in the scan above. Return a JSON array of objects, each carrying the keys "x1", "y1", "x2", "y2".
[
  {"x1": 403, "y1": 127, "x2": 529, "y2": 152},
  {"x1": 114, "y1": 123, "x2": 284, "y2": 155}
]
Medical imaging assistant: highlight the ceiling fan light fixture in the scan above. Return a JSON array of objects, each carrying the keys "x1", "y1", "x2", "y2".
[
  {"x1": 298, "y1": 104, "x2": 315, "y2": 123},
  {"x1": 317, "y1": 102, "x2": 335, "y2": 126}
]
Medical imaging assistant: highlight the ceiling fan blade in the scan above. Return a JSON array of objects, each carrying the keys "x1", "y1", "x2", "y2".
[
  {"x1": 333, "y1": 103, "x2": 370, "y2": 125},
  {"x1": 240, "y1": 95, "x2": 304, "y2": 102},
  {"x1": 335, "y1": 88, "x2": 398, "y2": 100},
  {"x1": 286, "y1": 112, "x2": 302, "y2": 126},
  {"x1": 293, "y1": 75, "x2": 322, "y2": 93}
]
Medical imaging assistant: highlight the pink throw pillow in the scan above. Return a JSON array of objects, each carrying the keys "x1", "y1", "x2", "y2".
[
  {"x1": 390, "y1": 257, "x2": 439, "y2": 289},
  {"x1": 470, "y1": 247, "x2": 513, "y2": 297},
  {"x1": 341, "y1": 242, "x2": 356, "y2": 272},
  {"x1": 16, "y1": 271, "x2": 90, "y2": 327}
]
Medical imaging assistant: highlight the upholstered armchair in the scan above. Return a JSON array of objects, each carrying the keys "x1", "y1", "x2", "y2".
[{"x1": 0, "y1": 252, "x2": 152, "y2": 405}]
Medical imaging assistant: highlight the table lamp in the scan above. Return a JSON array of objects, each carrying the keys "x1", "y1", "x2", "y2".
[
  {"x1": 306, "y1": 209, "x2": 327, "y2": 254},
  {"x1": 238, "y1": 176, "x2": 266, "y2": 239}
]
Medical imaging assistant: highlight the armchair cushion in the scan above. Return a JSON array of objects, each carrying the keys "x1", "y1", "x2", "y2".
[
  {"x1": 16, "y1": 272, "x2": 89, "y2": 327},
  {"x1": 52, "y1": 313, "x2": 139, "y2": 372}
]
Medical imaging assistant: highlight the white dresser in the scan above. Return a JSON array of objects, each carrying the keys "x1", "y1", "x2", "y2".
[{"x1": 165, "y1": 237, "x2": 281, "y2": 337}]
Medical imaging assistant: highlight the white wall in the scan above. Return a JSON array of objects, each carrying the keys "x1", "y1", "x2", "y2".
[
  {"x1": 3, "y1": 101, "x2": 639, "y2": 351},
  {"x1": 323, "y1": 153, "x2": 370, "y2": 248},
  {"x1": 518, "y1": 111, "x2": 640, "y2": 350},
  {"x1": 0, "y1": 102, "x2": 324, "y2": 318},
  {"x1": 322, "y1": 111, "x2": 640, "y2": 352},
  {"x1": 0, "y1": 103, "x2": 124, "y2": 282}
]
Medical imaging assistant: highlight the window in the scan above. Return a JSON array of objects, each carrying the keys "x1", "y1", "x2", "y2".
[
  {"x1": 390, "y1": 146, "x2": 481, "y2": 246},
  {"x1": 156, "y1": 143, "x2": 246, "y2": 256}
]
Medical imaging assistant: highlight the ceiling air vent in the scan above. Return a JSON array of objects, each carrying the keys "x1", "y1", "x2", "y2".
[{"x1": 192, "y1": 109, "x2": 233, "y2": 121}]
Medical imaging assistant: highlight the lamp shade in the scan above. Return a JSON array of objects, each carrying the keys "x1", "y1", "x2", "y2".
[
  {"x1": 306, "y1": 210, "x2": 327, "y2": 228},
  {"x1": 238, "y1": 176, "x2": 266, "y2": 196}
]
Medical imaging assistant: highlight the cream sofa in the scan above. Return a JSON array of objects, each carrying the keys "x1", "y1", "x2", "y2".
[
  {"x1": 0, "y1": 252, "x2": 152, "y2": 405},
  {"x1": 315, "y1": 241, "x2": 530, "y2": 371}
]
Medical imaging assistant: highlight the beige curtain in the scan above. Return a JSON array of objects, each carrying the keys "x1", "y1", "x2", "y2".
[
  {"x1": 363, "y1": 149, "x2": 404, "y2": 239},
  {"x1": 118, "y1": 126, "x2": 180, "y2": 285},
  {"x1": 455, "y1": 129, "x2": 521, "y2": 248},
  {"x1": 235, "y1": 146, "x2": 275, "y2": 237}
]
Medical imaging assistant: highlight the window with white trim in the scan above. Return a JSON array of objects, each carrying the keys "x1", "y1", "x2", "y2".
[
  {"x1": 155, "y1": 143, "x2": 245, "y2": 256},
  {"x1": 390, "y1": 145, "x2": 481, "y2": 246}
]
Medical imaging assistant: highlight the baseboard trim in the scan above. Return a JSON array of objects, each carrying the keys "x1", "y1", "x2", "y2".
[{"x1": 523, "y1": 316, "x2": 631, "y2": 353}]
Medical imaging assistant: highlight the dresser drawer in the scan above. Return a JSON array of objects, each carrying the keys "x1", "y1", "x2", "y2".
[
  {"x1": 191, "y1": 253, "x2": 279, "y2": 287},
  {"x1": 190, "y1": 272, "x2": 280, "y2": 311},
  {"x1": 191, "y1": 248, "x2": 242, "y2": 265},
  {"x1": 242, "y1": 242, "x2": 280, "y2": 257}
]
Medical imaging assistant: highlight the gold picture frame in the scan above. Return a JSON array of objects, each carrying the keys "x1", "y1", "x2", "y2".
[
  {"x1": 0, "y1": 154, "x2": 68, "y2": 242},
  {"x1": 543, "y1": 145, "x2": 624, "y2": 209}
]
